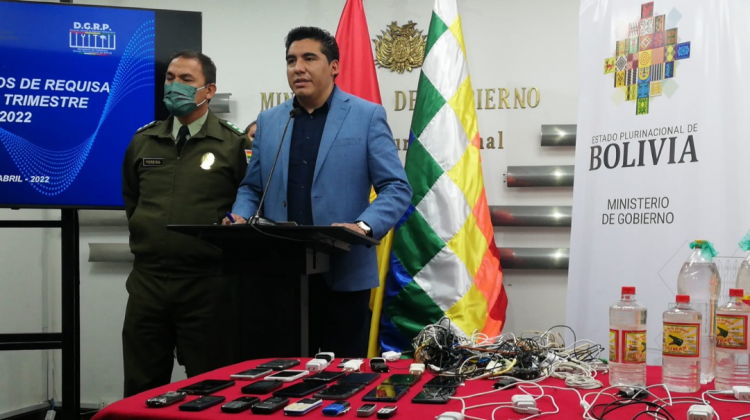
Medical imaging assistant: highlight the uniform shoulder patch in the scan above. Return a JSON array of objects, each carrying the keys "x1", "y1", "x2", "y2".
[
  {"x1": 135, "y1": 120, "x2": 159, "y2": 133},
  {"x1": 221, "y1": 119, "x2": 245, "y2": 135}
]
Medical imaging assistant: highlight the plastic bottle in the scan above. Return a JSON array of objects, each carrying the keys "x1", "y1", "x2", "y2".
[
  {"x1": 662, "y1": 295, "x2": 702, "y2": 392},
  {"x1": 714, "y1": 288, "x2": 750, "y2": 391},
  {"x1": 676, "y1": 240, "x2": 720, "y2": 383},
  {"x1": 609, "y1": 286, "x2": 647, "y2": 387},
  {"x1": 736, "y1": 232, "x2": 750, "y2": 306}
]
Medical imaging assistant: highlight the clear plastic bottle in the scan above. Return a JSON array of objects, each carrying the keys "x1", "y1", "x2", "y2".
[
  {"x1": 714, "y1": 288, "x2": 750, "y2": 391},
  {"x1": 736, "y1": 231, "x2": 750, "y2": 306},
  {"x1": 609, "y1": 286, "x2": 647, "y2": 387},
  {"x1": 662, "y1": 295, "x2": 702, "y2": 392},
  {"x1": 737, "y1": 258, "x2": 750, "y2": 306},
  {"x1": 676, "y1": 240, "x2": 720, "y2": 383}
]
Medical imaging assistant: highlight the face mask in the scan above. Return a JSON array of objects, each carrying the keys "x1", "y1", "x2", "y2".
[{"x1": 163, "y1": 81, "x2": 207, "y2": 116}]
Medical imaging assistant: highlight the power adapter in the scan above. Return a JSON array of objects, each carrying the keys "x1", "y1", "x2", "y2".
[
  {"x1": 493, "y1": 378, "x2": 517, "y2": 389},
  {"x1": 732, "y1": 385, "x2": 750, "y2": 401},
  {"x1": 687, "y1": 405, "x2": 713, "y2": 420},
  {"x1": 410, "y1": 363, "x2": 425, "y2": 376},
  {"x1": 436, "y1": 412, "x2": 464, "y2": 420},
  {"x1": 617, "y1": 387, "x2": 648, "y2": 400},
  {"x1": 315, "y1": 352, "x2": 335, "y2": 363},
  {"x1": 343, "y1": 359, "x2": 364, "y2": 373},
  {"x1": 306, "y1": 359, "x2": 328, "y2": 372},
  {"x1": 511, "y1": 394, "x2": 537, "y2": 414},
  {"x1": 382, "y1": 351, "x2": 401, "y2": 361}
]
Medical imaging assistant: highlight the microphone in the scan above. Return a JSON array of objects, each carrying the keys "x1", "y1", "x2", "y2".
[{"x1": 250, "y1": 107, "x2": 304, "y2": 226}]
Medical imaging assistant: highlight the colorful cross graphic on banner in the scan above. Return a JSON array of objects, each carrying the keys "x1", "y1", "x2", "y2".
[{"x1": 603, "y1": 1, "x2": 691, "y2": 115}]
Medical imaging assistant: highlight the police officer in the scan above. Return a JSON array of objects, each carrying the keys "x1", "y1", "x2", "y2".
[{"x1": 121, "y1": 50, "x2": 250, "y2": 397}]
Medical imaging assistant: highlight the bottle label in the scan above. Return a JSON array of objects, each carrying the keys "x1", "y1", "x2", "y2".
[
  {"x1": 743, "y1": 295, "x2": 750, "y2": 306},
  {"x1": 716, "y1": 314, "x2": 748, "y2": 350},
  {"x1": 663, "y1": 322, "x2": 701, "y2": 357},
  {"x1": 609, "y1": 329, "x2": 619, "y2": 363},
  {"x1": 621, "y1": 330, "x2": 647, "y2": 363}
]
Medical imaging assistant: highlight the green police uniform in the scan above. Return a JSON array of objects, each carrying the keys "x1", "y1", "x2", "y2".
[{"x1": 121, "y1": 110, "x2": 251, "y2": 397}]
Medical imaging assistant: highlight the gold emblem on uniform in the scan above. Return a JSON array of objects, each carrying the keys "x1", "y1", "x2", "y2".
[
  {"x1": 200, "y1": 152, "x2": 215, "y2": 170},
  {"x1": 373, "y1": 21, "x2": 427, "y2": 74}
]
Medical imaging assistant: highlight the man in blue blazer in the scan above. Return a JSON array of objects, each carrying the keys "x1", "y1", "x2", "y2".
[{"x1": 224, "y1": 27, "x2": 411, "y2": 357}]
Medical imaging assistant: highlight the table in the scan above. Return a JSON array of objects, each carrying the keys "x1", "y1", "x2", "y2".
[{"x1": 93, "y1": 358, "x2": 749, "y2": 419}]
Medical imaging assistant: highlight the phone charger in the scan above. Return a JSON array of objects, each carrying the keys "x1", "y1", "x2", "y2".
[
  {"x1": 687, "y1": 405, "x2": 714, "y2": 420},
  {"x1": 315, "y1": 352, "x2": 335, "y2": 363},
  {"x1": 306, "y1": 359, "x2": 327, "y2": 372}
]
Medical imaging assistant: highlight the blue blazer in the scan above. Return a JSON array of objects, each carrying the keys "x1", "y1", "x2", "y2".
[{"x1": 232, "y1": 87, "x2": 412, "y2": 291}]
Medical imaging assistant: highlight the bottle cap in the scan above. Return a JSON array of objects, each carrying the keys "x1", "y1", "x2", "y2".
[
  {"x1": 729, "y1": 288, "x2": 744, "y2": 297},
  {"x1": 676, "y1": 295, "x2": 690, "y2": 303},
  {"x1": 622, "y1": 286, "x2": 636, "y2": 295},
  {"x1": 692, "y1": 240, "x2": 706, "y2": 248}
]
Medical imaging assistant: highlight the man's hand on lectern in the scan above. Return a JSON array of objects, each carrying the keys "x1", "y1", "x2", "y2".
[
  {"x1": 332, "y1": 222, "x2": 365, "y2": 236},
  {"x1": 222, "y1": 214, "x2": 247, "y2": 225}
]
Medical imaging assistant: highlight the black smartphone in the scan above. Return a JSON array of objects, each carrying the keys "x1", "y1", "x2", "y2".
[
  {"x1": 241, "y1": 380, "x2": 284, "y2": 395},
  {"x1": 304, "y1": 371, "x2": 347, "y2": 383},
  {"x1": 423, "y1": 376, "x2": 462, "y2": 388},
  {"x1": 256, "y1": 359, "x2": 301, "y2": 371},
  {"x1": 178, "y1": 395, "x2": 226, "y2": 411},
  {"x1": 382, "y1": 374, "x2": 419, "y2": 386},
  {"x1": 250, "y1": 396, "x2": 289, "y2": 414},
  {"x1": 411, "y1": 387, "x2": 456, "y2": 404},
  {"x1": 221, "y1": 396, "x2": 259, "y2": 413},
  {"x1": 176, "y1": 379, "x2": 235, "y2": 395},
  {"x1": 313, "y1": 383, "x2": 365, "y2": 400},
  {"x1": 362, "y1": 384, "x2": 410, "y2": 403},
  {"x1": 337, "y1": 372, "x2": 381, "y2": 385},
  {"x1": 272, "y1": 381, "x2": 327, "y2": 398},
  {"x1": 145, "y1": 391, "x2": 187, "y2": 407}
]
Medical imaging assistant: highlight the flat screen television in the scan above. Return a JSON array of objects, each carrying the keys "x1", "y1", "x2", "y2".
[{"x1": 0, "y1": 0, "x2": 201, "y2": 208}]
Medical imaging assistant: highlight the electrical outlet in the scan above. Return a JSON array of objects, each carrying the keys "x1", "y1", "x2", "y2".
[{"x1": 98, "y1": 399, "x2": 110, "y2": 410}]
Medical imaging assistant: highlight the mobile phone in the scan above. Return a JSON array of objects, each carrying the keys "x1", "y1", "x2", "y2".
[
  {"x1": 376, "y1": 405, "x2": 397, "y2": 419},
  {"x1": 220, "y1": 396, "x2": 260, "y2": 413},
  {"x1": 337, "y1": 372, "x2": 380, "y2": 385},
  {"x1": 145, "y1": 391, "x2": 187, "y2": 407},
  {"x1": 313, "y1": 383, "x2": 365, "y2": 400},
  {"x1": 362, "y1": 384, "x2": 410, "y2": 403},
  {"x1": 423, "y1": 376, "x2": 462, "y2": 388},
  {"x1": 178, "y1": 395, "x2": 226, "y2": 411},
  {"x1": 322, "y1": 401, "x2": 351, "y2": 416},
  {"x1": 304, "y1": 371, "x2": 347, "y2": 383},
  {"x1": 265, "y1": 369, "x2": 309, "y2": 382},
  {"x1": 250, "y1": 396, "x2": 289, "y2": 414},
  {"x1": 241, "y1": 380, "x2": 284, "y2": 394},
  {"x1": 257, "y1": 359, "x2": 301, "y2": 371},
  {"x1": 283, "y1": 398, "x2": 323, "y2": 416},
  {"x1": 357, "y1": 403, "x2": 378, "y2": 417},
  {"x1": 382, "y1": 374, "x2": 419, "y2": 386},
  {"x1": 411, "y1": 387, "x2": 456, "y2": 404},
  {"x1": 176, "y1": 379, "x2": 235, "y2": 395},
  {"x1": 230, "y1": 368, "x2": 272, "y2": 380},
  {"x1": 272, "y1": 381, "x2": 327, "y2": 398}
]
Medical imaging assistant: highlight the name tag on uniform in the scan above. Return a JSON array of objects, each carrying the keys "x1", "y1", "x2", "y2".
[{"x1": 142, "y1": 158, "x2": 163, "y2": 167}]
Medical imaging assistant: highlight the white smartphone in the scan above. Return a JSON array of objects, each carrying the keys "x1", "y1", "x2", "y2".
[
  {"x1": 283, "y1": 398, "x2": 322, "y2": 415},
  {"x1": 230, "y1": 368, "x2": 273, "y2": 380},
  {"x1": 265, "y1": 369, "x2": 309, "y2": 382}
]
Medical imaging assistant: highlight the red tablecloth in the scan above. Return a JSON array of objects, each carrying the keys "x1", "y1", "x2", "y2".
[{"x1": 93, "y1": 359, "x2": 749, "y2": 419}]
